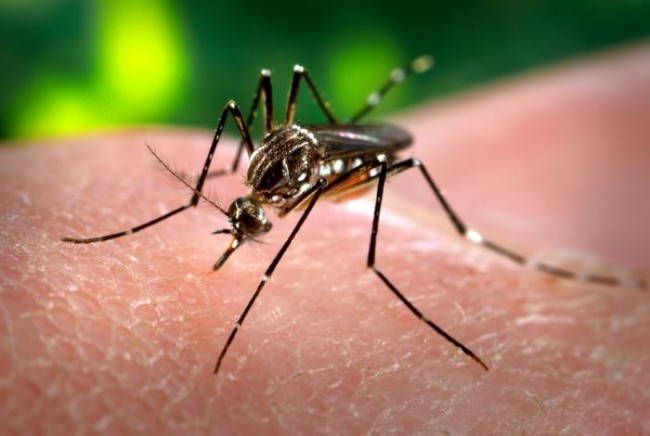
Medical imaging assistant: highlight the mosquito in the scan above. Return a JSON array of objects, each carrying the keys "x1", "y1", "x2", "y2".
[{"x1": 62, "y1": 55, "x2": 640, "y2": 375}]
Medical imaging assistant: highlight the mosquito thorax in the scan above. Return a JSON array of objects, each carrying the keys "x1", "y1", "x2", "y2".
[
  {"x1": 246, "y1": 124, "x2": 322, "y2": 205},
  {"x1": 227, "y1": 196, "x2": 272, "y2": 237}
]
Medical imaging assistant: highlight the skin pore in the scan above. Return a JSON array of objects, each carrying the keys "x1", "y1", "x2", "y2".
[{"x1": 1, "y1": 43, "x2": 648, "y2": 433}]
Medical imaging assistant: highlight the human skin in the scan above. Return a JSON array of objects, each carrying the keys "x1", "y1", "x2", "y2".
[{"x1": 1, "y1": 43, "x2": 649, "y2": 434}]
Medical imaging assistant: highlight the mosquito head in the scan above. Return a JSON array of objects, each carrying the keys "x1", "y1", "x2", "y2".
[
  {"x1": 227, "y1": 196, "x2": 272, "y2": 237},
  {"x1": 212, "y1": 196, "x2": 272, "y2": 271}
]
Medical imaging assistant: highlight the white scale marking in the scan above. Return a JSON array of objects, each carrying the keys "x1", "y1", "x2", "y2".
[
  {"x1": 391, "y1": 68, "x2": 406, "y2": 83},
  {"x1": 465, "y1": 229, "x2": 484, "y2": 244},
  {"x1": 367, "y1": 92, "x2": 380, "y2": 106}
]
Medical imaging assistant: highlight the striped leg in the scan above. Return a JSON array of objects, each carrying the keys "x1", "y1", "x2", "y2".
[
  {"x1": 387, "y1": 158, "x2": 643, "y2": 289},
  {"x1": 61, "y1": 101, "x2": 254, "y2": 244},
  {"x1": 207, "y1": 70, "x2": 274, "y2": 178},
  {"x1": 348, "y1": 55, "x2": 434, "y2": 123}
]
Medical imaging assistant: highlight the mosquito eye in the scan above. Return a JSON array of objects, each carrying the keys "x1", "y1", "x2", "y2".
[
  {"x1": 240, "y1": 213, "x2": 261, "y2": 231},
  {"x1": 232, "y1": 202, "x2": 270, "y2": 235}
]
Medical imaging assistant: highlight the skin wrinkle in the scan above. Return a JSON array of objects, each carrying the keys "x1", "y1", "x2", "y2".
[{"x1": 1, "y1": 44, "x2": 649, "y2": 433}]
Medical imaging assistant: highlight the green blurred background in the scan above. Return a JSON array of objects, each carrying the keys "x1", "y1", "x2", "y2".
[{"x1": 1, "y1": 0, "x2": 648, "y2": 143}]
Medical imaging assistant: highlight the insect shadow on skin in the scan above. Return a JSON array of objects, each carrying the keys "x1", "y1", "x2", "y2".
[{"x1": 61, "y1": 55, "x2": 646, "y2": 376}]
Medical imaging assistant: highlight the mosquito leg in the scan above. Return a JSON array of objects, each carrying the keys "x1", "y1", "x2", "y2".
[
  {"x1": 285, "y1": 65, "x2": 337, "y2": 125},
  {"x1": 280, "y1": 156, "x2": 488, "y2": 370},
  {"x1": 214, "y1": 179, "x2": 327, "y2": 374},
  {"x1": 61, "y1": 205, "x2": 193, "y2": 244},
  {"x1": 388, "y1": 158, "x2": 637, "y2": 288},
  {"x1": 62, "y1": 101, "x2": 254, "y2": 244},
  {"x1": 367, "y1": 159, "x2": 489, "y2": 371},
  {"x1": 207, "y1": 71, "x2": 274, "y2": 178},
  {"x1": 348, "y1": 55, "x2": 434, "y2": 123}
]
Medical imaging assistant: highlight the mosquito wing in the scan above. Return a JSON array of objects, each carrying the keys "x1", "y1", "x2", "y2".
[{"x1": 306, "y1": 123, "x2": 412, "y2": 160}]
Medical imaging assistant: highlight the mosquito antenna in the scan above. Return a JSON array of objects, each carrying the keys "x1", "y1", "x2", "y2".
[{"x1": 146, "y1": 145, "x2": 229, "y2": 217}]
